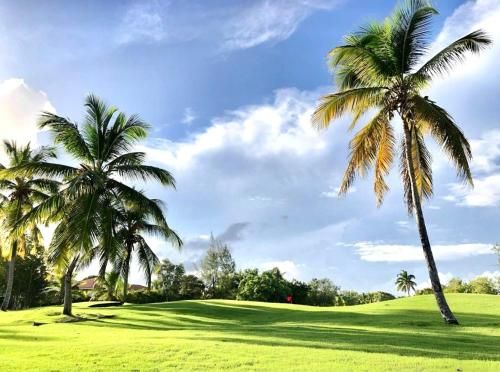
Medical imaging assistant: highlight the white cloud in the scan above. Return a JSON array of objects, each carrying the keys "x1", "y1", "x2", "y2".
[
  {"x1": 0, "y1": 78, "x2": 55, "y2": 163},
  {"x1": 182, "y1": 107, "x2": 197, "y2": 125},
  {"x1": 259, "y1": 260, "x2": 302, "y2": 280},
  {"x1": 140, "y1": 88, "x2": 327, "y2": 169},
  {"x1": 444, "y1": 130, "x2": 500, "y2": 207},
  {"x1": 353, "y1": 242, "x2": 493, "y2": 262},
  {"x1": 222, "y1": 0, "x2": 340, "y2": 50},
  {"x1": 447, "y1": 174, "x2": 500, "y2": 207},
  {"x1": 469, "y1": 130, "x2": 500, "y2": 173},
  {"x1": 321, "y1": 186, "x2": 356, "y2": 198},
  {"x1": 116, "y1": 1, "x2": 166, "y2": 45},
  {"x1": 470, "y1": 270, "x2": 500, "y2": 281},
  {"x1": 416, "y1": 272, "x2": 455, "y2": 290}
]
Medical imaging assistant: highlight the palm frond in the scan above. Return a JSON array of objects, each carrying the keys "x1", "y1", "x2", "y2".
[
  {"x1": 339, "y1": 110, "x2": 390, "y2": 195},
  {"x1": 312, "y1": 87, "x2": 387, "y2": 129},
  {"x1": 390, "y1": 0, "x2": 437, "y2": 72},
  {"x1": 374, "y1": 118, "x2": 396, "y2": 205},
  {"x1": 415, "y1": 30, "x2": 491, "y2": 78},
  {"x1": 400, "y1": 127, "x2": 433, "y2": 214},
  {"x1": 38, "y1": 113, "x2": 93, "y2": 162},
  {"x1": 411, "y1": 95, "x2": 472, "y2": 184},
  {"x1": 112, "y1": 165, "x2": 176, "y2": 187}
]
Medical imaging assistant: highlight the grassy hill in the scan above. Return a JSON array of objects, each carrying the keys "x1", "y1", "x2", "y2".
[{"x1": 0, "y1": 294, "x2": 499, "y2": 371}]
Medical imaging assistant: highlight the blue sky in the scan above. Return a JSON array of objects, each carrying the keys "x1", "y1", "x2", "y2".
[{"x1": 0, "y1": 0, "x2": 498, "y2": 293}]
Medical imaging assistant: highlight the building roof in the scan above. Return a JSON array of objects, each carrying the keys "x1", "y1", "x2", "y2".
[
  {"x1": 129, "y1": 284, "x2": 147, "y2": 291},
  {"x1": 74, "y1": 276, "x2": 98, "y2": 291},
  {"x1": 73, "y1": 275, "x2": 147, "y2": 292}
]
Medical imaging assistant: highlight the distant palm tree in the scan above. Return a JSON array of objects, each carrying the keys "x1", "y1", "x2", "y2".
[
  {"x1": 396, "y1": 270, "x2": 417, "y2": 296},
  {"x1": 12, "y1": 95, "x2": 176, "y2": 316},
  {"x1": 112, "y1": 200, "x2": 182, "y2": 302},
  {"x1": 91, "y1": 271, "x2": 123, "y2": 301},
  {"x1": 0, "y1": 141, "x2": 59, "y2": 310},
  {"x1": 312, "y1": 0, "x2": 491, "y2": 324}
]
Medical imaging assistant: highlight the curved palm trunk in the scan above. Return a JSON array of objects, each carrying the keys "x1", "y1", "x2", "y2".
[
  {"x1": 1, "y1": 242, "x2": 18, "y2": 311},
  {"x1": 403, "y1": 123, "x2": 458, "y2": 325},
  {"x1": 122, "y1": 245, "x2": 132, "y2": 302},
  {"x1": 63, "y1": 256, "x2": 79, "y2": 316}
]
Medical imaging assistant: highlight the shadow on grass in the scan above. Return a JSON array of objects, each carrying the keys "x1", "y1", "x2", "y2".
[{"x1": 69, "y1": 300, "x2": 500, "y2": 361}]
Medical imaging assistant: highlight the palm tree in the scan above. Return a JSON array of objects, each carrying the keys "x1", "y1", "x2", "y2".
[
  {"x1": 312, "y1": 0, "x2": 491, "y2": 324},
  {"x1": 91, "y1": 271, "x2": 123, "y2": 301},
  {"x1": 11, "y1": 95, "x2": 177, "y2": 316},
  {"x1": 0, "y1": 141, "x2": 59, "y2": 310},
  {"x1": 396, "y1": 270, "x2": 417, "y2": 296},
  {"x1": 112, "y1": 199, "x2": 182, "y2": 302}
]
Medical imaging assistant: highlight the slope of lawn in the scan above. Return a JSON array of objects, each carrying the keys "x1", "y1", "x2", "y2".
[{"x1": 0, "y1": 294, "x2": 499, "y2": 371}]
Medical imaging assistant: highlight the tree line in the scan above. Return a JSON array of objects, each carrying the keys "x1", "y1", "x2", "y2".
[{"x1": 0, "y1": 235, "x2": 397, "y2": 308}]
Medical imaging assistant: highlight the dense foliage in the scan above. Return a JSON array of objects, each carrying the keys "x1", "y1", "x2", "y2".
[{"x1": 416, "y1": 276, "x2": 500, "y2": 295}]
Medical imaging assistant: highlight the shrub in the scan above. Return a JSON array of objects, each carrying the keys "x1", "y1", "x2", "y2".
[{"x1": 126, "y1": 290, "x2": 164, "y2": 304}]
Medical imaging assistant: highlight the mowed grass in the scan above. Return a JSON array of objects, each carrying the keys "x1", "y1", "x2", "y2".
[{"x1": 0, "y1": 294, "x2": 499, "y2": 371}]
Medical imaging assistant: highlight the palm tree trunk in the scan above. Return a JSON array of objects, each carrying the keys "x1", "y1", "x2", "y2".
[
  {"x1": 63, "y1": 256, "x2": 79, "y2": 316},
  {"x1": 1, "y1": 242, "x2": 18, "y2": 311},
  {"x1": 122, "y1": 245, "x2": 132, "y2": 302},
  {"x1": 403, "y1": 122, "x2": 458, "y2": 325}
]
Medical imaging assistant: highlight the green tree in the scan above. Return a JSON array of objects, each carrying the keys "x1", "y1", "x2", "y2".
[
  {"x1": 312, "y1": 0, "x2": 491, "y2": 324},
  {"x1": 154, "y1": 259, "x2": 185, "y2": 301},
  {"x1": 112, "y1": 200, "x2": 181, "y2": 302},
  {"x1": 338, "y1": 290, "x2": 363, "y2": 306},
  {"x1": 0, "y1": 246, "x2": 49, "y2": 309},
  {"x1": 468, "y1": 277, "x2": 497, "y2": 295},
  {"x1": 0, "y1": 141, "x2": 58, "y2": 310},
  {"x1": 444, "y1": 278, "x2": 468, "y2": 293},
  {"x1": 307, "y1": 278, "x2": 339, "y2": 306},
  {"x1": 236, "y1": 268, "x2": 289, "y2": 302},
  {"x1": 288, "y1": 279, "x2": 310, "y2": 304},
  {"x1": 13, "y1": 95, "x2": 176, "y2": 316},
  {"x1": 179, "y1": 274, "x2": 205, "y2": 300},
  {"x1": 395, "y1": 270, "x2": 417, "y2": 296},
  {"x1": 200, "y1": 236, "x2": 236, "y2": 298}
]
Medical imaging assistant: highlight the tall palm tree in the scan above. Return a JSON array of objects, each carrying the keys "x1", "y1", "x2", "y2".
[
  {"x1": 0, "y1": 141, "x2": 59, "y2": 310},
  {"x1": 111, "y1": 199, "x2": 182, "y2": 302},
  {"x1": 11, "y1": 95, "x2": 177, "y2": 316},
  {"x1": 395, "y1": 270, "x2": 417, "y2": 296},
  {"x1": 312, "y1": 0, "x2": 491, "y2": 324}
]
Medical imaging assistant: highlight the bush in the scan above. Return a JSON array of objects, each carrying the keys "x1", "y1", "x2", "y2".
[
  {"x1": 368, "y1": 291, "x2": 395, "y2": 303},
  {"x1": 237, "y1": 268, "x2": 289, "y2": 302},
  {"x1": 307, "y1": 278, "x2": 339, "y2": 306},
  {"x1": 126, "y1": 290, "x2": 164, "y2": 304},
  {"x1": 468, "y1": 277, "x2": 497, "y2": 294}
]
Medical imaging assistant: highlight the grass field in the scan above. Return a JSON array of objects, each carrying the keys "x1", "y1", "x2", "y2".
[{"x1": 0, "y1": 294, "x2": 499, "y2": 371}]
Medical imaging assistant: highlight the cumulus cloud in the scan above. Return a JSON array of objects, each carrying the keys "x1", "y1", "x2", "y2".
[
  {"x1": 222, "y1": 0, "x2": 340, "y2": 50},
  {"x1": 447, "y1": 174, "x2": 500, "y2": 207},
  {"x1": 416, "y1": 272, "x2": 455, "y2": 290},
  {"x1": 0, "y1": 78, "x2": 55, "y2": 162},
  {"x1": 259, "y1": 260, "x2": 302, "y2": 280},
  {"x1": 141, "y1": 88, "x2": 327, "y2": 169},
  {"x1": 353, "y1": 242, "x2": 493, "y2": 262},
  {"x1": 116, "y1": 1, "x2": 166, "y2": 45},
  {"x1": 444, "y1": 130, "x2": 500, "y2": 207}
]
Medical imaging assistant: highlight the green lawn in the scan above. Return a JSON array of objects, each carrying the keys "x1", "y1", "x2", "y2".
[{"x1": 0, "y1": 294, "x2": 499, "y2": 371}]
